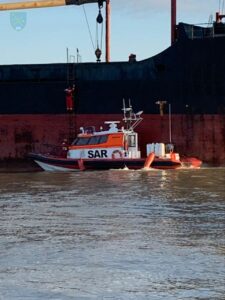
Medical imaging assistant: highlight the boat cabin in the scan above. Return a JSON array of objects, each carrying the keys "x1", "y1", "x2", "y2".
[{"x1": 67, "y1": 121, "x2": 141, "y2": 159}]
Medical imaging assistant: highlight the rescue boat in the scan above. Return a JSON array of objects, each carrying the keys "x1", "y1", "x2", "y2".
[{"x1": 28, "y1": 102, "x2": 202, "y2": 171}]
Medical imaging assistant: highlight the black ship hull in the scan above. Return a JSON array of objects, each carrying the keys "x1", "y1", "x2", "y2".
[{"x1": 0, "y1": 23, "x2": 225, "y2": 165}]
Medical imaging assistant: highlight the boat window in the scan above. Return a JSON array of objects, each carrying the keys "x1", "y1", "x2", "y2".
[
  {"x1": 71, "y1": 138, "x2": 78, "y2": 145},
  {"x1": 88, "y1": 136, "x2": 101, "y2": 145},
  {"x1": 72, "y1": 135, "x2": 108, "y2": 146},
  {"x1": 89, "y1": 135, "x2": 108, "y2": 144},
  {"x1": 128, "y1": 135, "x2": 136, "y2": 147},
  {"x1": 99, "y1": 135, "x2": 108, "y2": 144},
  {"x1": 75, "y1": 137, "x2": 91, "y2": 145}
]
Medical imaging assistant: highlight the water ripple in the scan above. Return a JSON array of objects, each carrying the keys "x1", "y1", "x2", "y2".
[{"x1": 0, "y1": 169, "x2": 224, "y2": 299}]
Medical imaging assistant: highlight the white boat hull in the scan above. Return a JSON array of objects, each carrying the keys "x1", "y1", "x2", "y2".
[{"x1": 34, "y1": 160, "x2": 79, "y2": 172}]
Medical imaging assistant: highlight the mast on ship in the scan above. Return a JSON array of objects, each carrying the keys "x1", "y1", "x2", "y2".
[
  {"x1": 122, "y1": 99, "x2": 143, "y2": 132},
  {"x1": 0, "y1": 0, "x2": 111, "y2": 62},
  {"x1": 171, "y1": 0, "x2": 177, "y2": 44}
]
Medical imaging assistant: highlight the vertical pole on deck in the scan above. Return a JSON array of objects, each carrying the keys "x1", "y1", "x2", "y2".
[
  {"x1": 169, "y1": 103, "x2": 172, "y2": 143},
  {"x1": 171, "y1": 0, "x2": 176, "y2": 44},
  {"x1": 105, "y1": 0, "x2": 110, "y2": 62}
]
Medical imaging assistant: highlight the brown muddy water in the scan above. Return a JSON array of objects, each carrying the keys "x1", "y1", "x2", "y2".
[{"x1": 0, "y1": 168, "x2": 224, "y2": 299}]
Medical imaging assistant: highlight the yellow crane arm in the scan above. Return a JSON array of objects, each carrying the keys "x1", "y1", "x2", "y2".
[{"x1": 0, "y1": 0, "x2": 105, "y2": 11}]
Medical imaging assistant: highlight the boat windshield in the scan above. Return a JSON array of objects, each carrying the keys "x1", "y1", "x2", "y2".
[{"x1": 72, "y1": 135, "x2": 108, "y2": 146}]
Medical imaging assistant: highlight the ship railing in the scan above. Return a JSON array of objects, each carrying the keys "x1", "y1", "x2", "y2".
[{"x1": 179, "y1": 22, "x2": 225, "y2": 40}]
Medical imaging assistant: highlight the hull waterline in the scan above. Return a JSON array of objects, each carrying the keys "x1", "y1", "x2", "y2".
[{"x1": 28, "y1": 153, "x2": 186, "y2": 171}]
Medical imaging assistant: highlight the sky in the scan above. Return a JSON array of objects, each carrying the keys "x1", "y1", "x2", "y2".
[{"x1": 0, "y1": 0, "x2": 222, "y2": 64}]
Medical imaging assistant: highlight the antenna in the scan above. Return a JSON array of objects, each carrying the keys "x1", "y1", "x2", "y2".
[{"x1": 122, "y1": 99, "x2": 143, "y2": 131}]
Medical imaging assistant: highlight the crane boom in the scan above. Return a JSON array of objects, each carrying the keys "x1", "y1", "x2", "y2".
[{"x1": 0, "y1": 0, "x2": 105, "y2": 11}]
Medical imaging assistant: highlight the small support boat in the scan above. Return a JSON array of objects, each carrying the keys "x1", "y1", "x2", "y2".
[{"x1": 28, "y1": 101, "x2": 202, "y2": 171}]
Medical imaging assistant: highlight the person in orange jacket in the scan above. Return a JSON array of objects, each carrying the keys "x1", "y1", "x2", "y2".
[{"x1": 65, "y1": 85, "x2": 75, "y2": 111}]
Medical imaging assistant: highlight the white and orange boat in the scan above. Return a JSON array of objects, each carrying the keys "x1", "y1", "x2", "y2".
[{"x1": 28, "y1": 102, "x2": 202, "y2": 171}]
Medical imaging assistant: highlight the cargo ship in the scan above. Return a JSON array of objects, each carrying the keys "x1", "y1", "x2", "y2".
[{"x1": 0, "y1": 0, "x2": 225, "y2": 169}]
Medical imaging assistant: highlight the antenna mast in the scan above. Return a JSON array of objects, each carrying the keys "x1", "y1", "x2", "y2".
[{"x1": 122, "y1": 99, "x2": 143, "y2": 131}]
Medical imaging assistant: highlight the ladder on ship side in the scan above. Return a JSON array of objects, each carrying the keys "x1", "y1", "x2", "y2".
[{"x1": 66, "y1": 50, "x2": 76, "y2": 143}]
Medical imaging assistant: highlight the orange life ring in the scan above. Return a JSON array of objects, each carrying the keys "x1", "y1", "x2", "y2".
[{"x1": 112, "y1": 150, "x2": 123, "y2": 159}]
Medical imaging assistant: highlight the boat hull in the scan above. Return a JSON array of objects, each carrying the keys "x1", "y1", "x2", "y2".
[{"x1": 28, "y1": 152, "x2": 183, "y2": 171}]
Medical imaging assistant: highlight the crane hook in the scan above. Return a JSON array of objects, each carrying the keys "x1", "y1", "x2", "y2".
[{"x1": 95, "y1": 48, "x2": 102, "y2": 62}]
